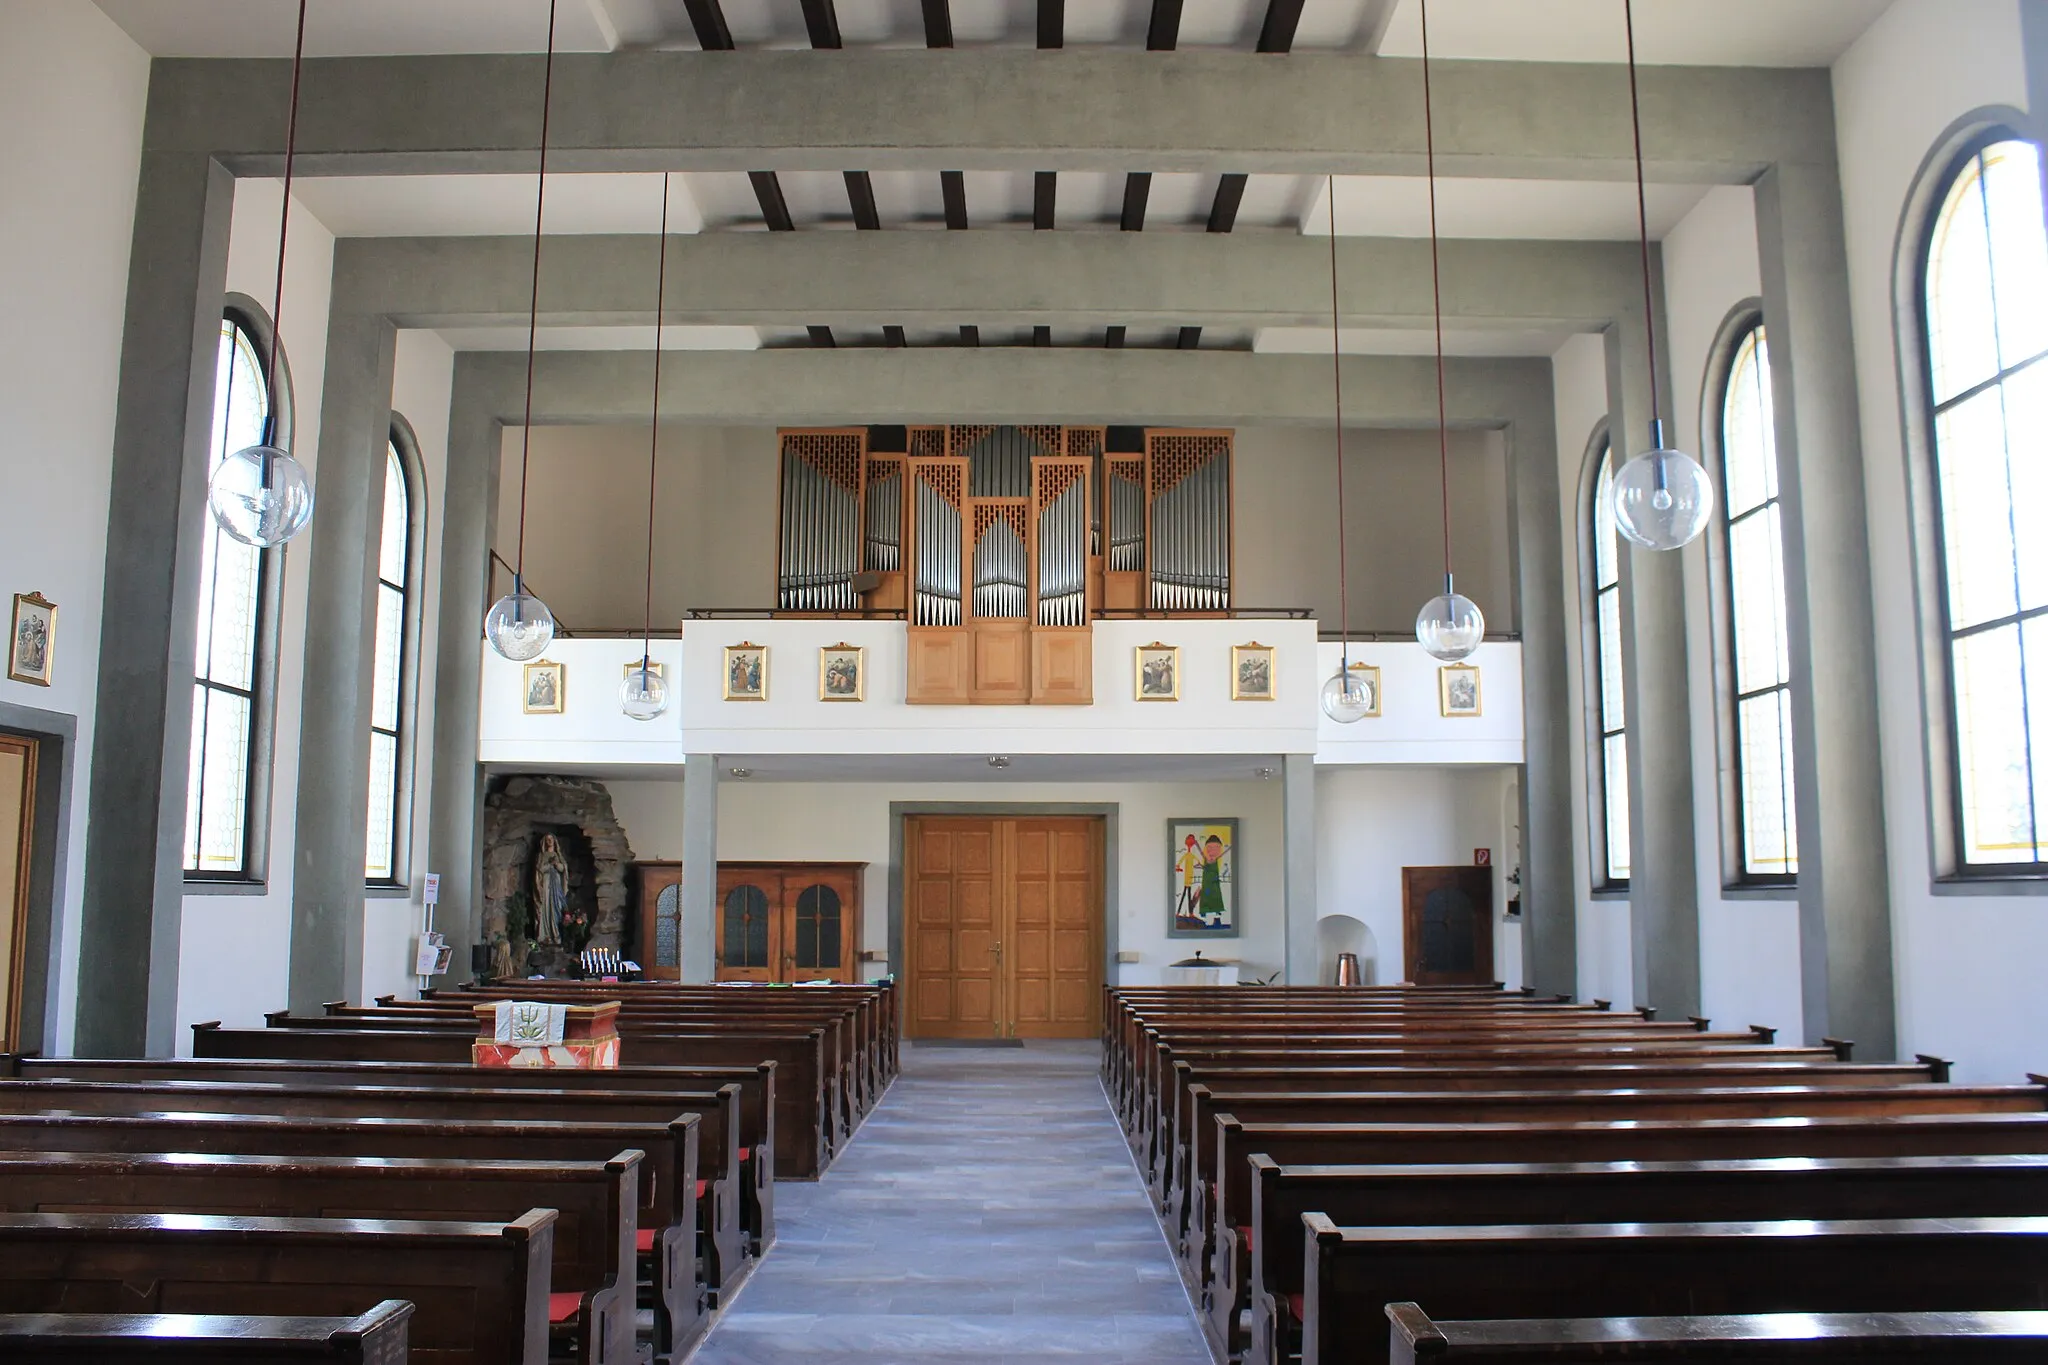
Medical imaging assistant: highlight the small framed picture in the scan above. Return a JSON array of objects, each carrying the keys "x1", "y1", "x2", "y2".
[
  {"x1": 724, "y1": 643, "x2": 768, "y2": 701},
  {"x1": 522, "y1": 659, "x2": 565, "y2": 714},
  {"x1": 819, "y1": 643, "x2": 865, "y2": 701},
  {"x1": 1135, "y1": 642, "x2": 1180, "y2": 701},
  {"x1": 622, "y1": 660, "x2": 667, "y2": 683},
  {"x1": 1439, "y1": 664, "x2": 1482, "y2": 718},
  {"x1": 1342, "y1": 662, "x2": 1382, "y2": 718},
  {"x1": 1230, "y1": 642, "x2": 1276, "y2": 701},
  {"x1": 7, "y1": 593, "x2": 55, "y2": 687},
  {"x1": 1168, "y1": 817, "x2": 1238, "y2": 938}
]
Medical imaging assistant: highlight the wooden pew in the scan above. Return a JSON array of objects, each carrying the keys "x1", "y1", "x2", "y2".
[
  {"x1": 0, "y1": 1111, "x2": 703, "y2": 1353},
  {"x1": 4, "y1": 1053, "x2": 778, "y2": 1256},
  {"x1": 0, "y1": 1150, "x2": 638, "y2": 1365},
  {"x1": 0, "y1": 1075, "x2": 749, "y2": 1303},
  {"x1": 0, "y1": 1301, "x2": 416, "y2": 1365},
  {"x1": 1384, "y1": 1305, "x2": 2048, "y2": 1364},
  {"x1": 190, "y1": 1021, "x2": 836, "y2": 1180},
  {"x1": 1300, "y1": 1214, "x2": 2048, "y2": 1365},
  {"x1": 0, "y1": 1210, "x2": 554, "y2": 1365},
  {"x1": 1247, "y1": 1154, "x2": 2048, "y2": 1365}
]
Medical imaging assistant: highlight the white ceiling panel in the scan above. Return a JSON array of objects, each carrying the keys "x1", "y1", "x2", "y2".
[
  {"x1": 1234, "y1": 174, "x2": 1321, "y2": 230},
  {"x1": 1172, "y1": 0, "x2": 1261, "y2": 46},
  {"x1": 1302, "y1": 174, "x2": 1712, "y2": 240},
  {"x1": 682, "y1": 172, "x2": 773, "y2": 229},
  {"x1": 719, "y1": 751, "x2": 1285, "y2": 781},
  {"x1": 287, "y1": 171, "x2": 698, "y2": 238},
  {"x1": 435, "y1": 324, "x2": 764, "y2": 350},
  {"x1": 1052, "y1": 171, "x2": 1124, "y2": 227},
  {"x1": 1255, "y1": 325, "x2": 1577, "y2": 357},
  {"x1": 1141, "y1": 172, "x2": 1224, "y2": 229},
  {"x1": 962, "y1": 170, "x2": 1038, "y2": 227},
  {"x1": 94, "y1": 0, "x2": 610, "y2": 56},
  {"x1": 1375, "y1": 0, "x2": 1892, "y2": 66},
  {"x1": 865, "y1": 169, "x2": 950, "y2": 226}
]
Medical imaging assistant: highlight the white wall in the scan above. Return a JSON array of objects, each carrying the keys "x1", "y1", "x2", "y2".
[
  {"x1": 1834, "y1": 0, "x2": 2045, "y2": 1082},
  {"x1": 1313, "y1": 641, "x2": 1524, "y2": 765},
  {"x1": 0, "y1": 0, "x2": 149, "y2": 1052}
]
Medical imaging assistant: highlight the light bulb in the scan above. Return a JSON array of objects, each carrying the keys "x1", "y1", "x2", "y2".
[
  {"x1": 1613, "y1": 439, "x2": 1714, "y2": 552},
  {"x1": 485, "y1": 590, "x2": 556, "y2": 661},
  {"x1": 621, "y1": 662, "x2": 669, "y2": 721},
  {"x1": 1320, "y1": 665, "x2": 1375, "y2": 724},
  {"x1": 208, "y1": 443, "x2": 314, "y2": 547},
  {"x1": 1417, "y1": 583, "x2": 1484, "y2": 662}
]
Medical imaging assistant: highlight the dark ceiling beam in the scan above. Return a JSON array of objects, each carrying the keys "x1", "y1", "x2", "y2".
[
  {"x1": 800, "y1": 0, "x2": 844, "y2": 48},
  {"x1": 1207, "y1": 173, "x2": 1247, "y2": 233},
  {"x1": 960, "y1": 324, "x2": 980, "y2": 346},
  {"x1": 1120, "y1": 173, "x2": 1151, "y2": 231},
  {"x1": 1177, "y1": 326, "x2": 1202, "y2": 349},
  {"x1": 921, "y1": 0, "x2": 954, "y2": 47},
  {"x1": 808, "y1": 325, "x2": 837, "y2": 347},
  {"x1": 1034, "y1": 171, "x2": 1056, "y2": 230},
  {"x1": 844, "y1": 171, "x2": 881, "y2": 229},
  {"x1": 681, "y1": 0, "x2": 735, "y2": 49},
  {"x1": 884, "y1": 325, "x2": 907, "y2": 347},
  {"x1": 941, "y1": 171, "x2": 968, "y2": 229},
  {"x1": 1104, "y1": 326, "x2": 1126, "y2": 349},
  {"x1": 1034, "y1": 325, "x2": 1052, "y2": 347},
  {"x1": 749, "y1": 170, "x2": 795, "y2": 231},
  {"x1": 1147, "y1": 0, "x2": 1184, "y2": 49},
  {"x1": 1037, "y1": 0, "x2": 1064, "y2": 48},
  {"x1": 1254, "y1": 0, "x2": 1307, "y2": 53}
]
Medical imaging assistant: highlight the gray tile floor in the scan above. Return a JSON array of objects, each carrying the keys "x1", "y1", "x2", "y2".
[{"x1": 686, "y1": 1040, "x2": 1213, "y2": 1364}]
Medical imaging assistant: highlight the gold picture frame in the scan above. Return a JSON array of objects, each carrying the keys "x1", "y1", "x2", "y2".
[
  {"x1": 522, "y1": 659, "x2": 565, "y2": 714},
  {"x1": 1341, "y1": 662, "x2": 1382, "y2": 718},
  {"x1": 621, "y1": 659, "x2": 667, "y2": 683},
  {"x1": 1439, "y1": 664, "x2": 1482, "y2": 718},
  {"x1": 723, "y1": 643, "x2": 768, "y2": 701},
  {"x1": 1230, "y1": 642, "x2": 1276, "y2": 701},
  {"x1": 1135, "y1": 642, "x2": 1180, "y2": 701},
  {"x1": 819, "y1": 642, "x2": 865, "y2": 701},
  {"x1": 7, "y1": 592, "x2": 55, "y2": 687}
]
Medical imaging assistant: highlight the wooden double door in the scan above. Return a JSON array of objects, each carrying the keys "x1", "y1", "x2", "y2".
[
  {"x1": 714, "y1": 862, "x2": 865, "y2": 983},
  {"x1": 1401, "y1": 865, "x2": 1495, "y2": 986},
  {"x1": 904, "y1": 816, "x2": 1103, "y2": 1039}
]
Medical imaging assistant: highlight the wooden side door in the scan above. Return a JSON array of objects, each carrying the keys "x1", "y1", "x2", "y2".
[
  {"x1": 633, "y1": 861, "x2": 683, "y2": 981},
  {"x1": 1006, "y1": 817, "x2": 1101, "y2": 1039},
  {"x1": 1401, "y1": 865, "x2": 1494, "y2": 986},
  {"x1": 783, "y1": 865, "x2": 859, "y2": 983},
  {"x1": 715, "y1": 866, "x2": 781, "y2": 983},
  {"x1": 0, "y1": 735, "x2": 33, "y2": 1054},
  {"x1": 905, "y1": 818, "x2": 1003, "y2": 1038}
]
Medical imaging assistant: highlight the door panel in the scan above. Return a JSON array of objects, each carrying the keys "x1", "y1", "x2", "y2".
[
  {"x1": 1401, "y1": 865, "x2": 1495, "y2": 986},
  {"x1": 0, "y1": 735, "x2": 34, "y2": 1054},
  {"x1": 716, "y1": 874, "x2": 778, "y2": 983}
]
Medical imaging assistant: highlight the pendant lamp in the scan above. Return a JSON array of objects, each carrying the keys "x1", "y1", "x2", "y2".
[
  {"x1": 1608, "y1": 0, "x2": 1713, "y2": 551},
  {"x1": 208, "y1": 0, "x2": 315, "y2": 548},
  {"x1": 1317, "y1": 176, "x2": 1371, "y2": 724},
  {"x1": 622, "y1": 174, "x2": 674, "y2": 721},
  {"x1": 485, "y1": 0, "x2": 562, "y2": 662},
  {"x1": 1411, "y1": 0, "x2": 1484, "y2": 663}
]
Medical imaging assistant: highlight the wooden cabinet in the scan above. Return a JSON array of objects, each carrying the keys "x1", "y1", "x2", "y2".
[
  {"x1": 630, "y1": 861, "x2": 683, "y2": 981},
  {"x1": 713, "y1": 862, "x2": 865, "y2": 984}
]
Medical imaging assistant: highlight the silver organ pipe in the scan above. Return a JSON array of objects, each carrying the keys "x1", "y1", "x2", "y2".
[
  {"x1": 865, "y1": 465, "x2": 903, "y2": 571},
  {"x1": 1148, "y1": 446, "x2": 1230, "y2": 611},
  {"x1": 1036, "y1": 477, "x2": 1086, "y2": 627},
  {"x1": 914, "y1": 477, "x2": 962, "y2": 626},
  {"x1": 776, "y1": 440, "x2": 862, "y2": 612},
  {"x1": 1107, "y1": 465, "x2": 1145, "y2": 573},
  {"x1": 973, "y1": 515, "x2": 1027, "y2": 619}
]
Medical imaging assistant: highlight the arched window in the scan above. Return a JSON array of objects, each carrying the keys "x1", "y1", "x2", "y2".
[
  {"x1": 183, "y1": 311, "x2": 283, "y2": 879},
  {"x1": 1589, "y1": 439, "x2": 1630, "y2": 887},
  {"x1": 366, "y1": 424, "x2": 423, "y2": 885},
  {"x1": 1924, "y1": 137, "x2": 2048, "y2": 869},
  {"x1": 1717, "y1": 321, "x2": 1797, "y2": 880}
]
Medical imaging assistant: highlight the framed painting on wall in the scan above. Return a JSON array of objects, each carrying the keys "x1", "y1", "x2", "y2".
[
  {"x1": 1168, "y1": 816, "x2": 1238, "y2": 938},
  {"x1": 819, "y1": 643, "x2": 865, "y2": 701},
  {"x1": 1135, "y1": 642, "x2": 1180, "y2": 701},
  {"x1": 1230, "y1": 642, "x2": 1275, "y2": 701},
  {"x1": 724, "y1": 643, "x2": 768, "y2": 701},
  {"x1": 7, "y1": 592, "x2": 55, "y2": 687},
  {"x1": 522, "y1": 660, "x2": 565, "y2": 714},
  {"x1": 1439, "y1": 664, "x2": 1481, "y2": 717}
]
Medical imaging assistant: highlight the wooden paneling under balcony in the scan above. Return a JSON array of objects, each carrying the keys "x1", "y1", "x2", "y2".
[{"x1": 1031, "y1": 630, "x2": 1093, "y2": 705}]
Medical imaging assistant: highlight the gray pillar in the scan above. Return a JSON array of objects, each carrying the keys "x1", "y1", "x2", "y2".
[
  {"x1": 76, "y1": 151, "x2": 235, "y2": 1056},
  {"x1": 1282, "y1": 753, "x2": 1317, "y2": 984},
  {"x1": 682, "y1": 754, "x2": 720, "y2": 983},
  {"x1": 1756, "y1": 161, "x2": 1895, "y2": 1057},
  {"x1": 425, "y1": 360, "x2": 508, "y2": 967},
  {"x1": 288, "y1": 311, "x2": 399, "y2": 1011},
  {"x1": 1505, "y1": 389, "x2": 1575, "y2": 998},
  {"x1": 1606, "y1": 306, "x2": 1702, "y2": 1019}
]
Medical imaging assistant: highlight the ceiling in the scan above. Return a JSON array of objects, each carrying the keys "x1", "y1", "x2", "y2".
[{"x1": 713, "y1": 752, "x2": 1288, "y2": 782}]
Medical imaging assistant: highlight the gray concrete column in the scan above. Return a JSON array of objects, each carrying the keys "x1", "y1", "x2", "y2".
[
  {"x1": 76, "y1": 151, "x2": 236, "y2": 1056},
  {"x1": 1505, "y1": 385, "x2": 1575, "y2": 998},
  {"x1": 287, "y1": 310, "x2": 398, "y2": 1011},
  {"x1": 1282, "y1": 753, "x2": 1317, "y2": 984},
  {"x1": 1755, "y1": 161, "x2": 1895, "y2": 1057},
  {"x1": 1606, "y1": 302, "x2": 1702, "y2": 1019},
  {"x1": 682, "y1": 754, "x2": 720, "y2": 983},
  {"x1": 424, "y1": 359, "x2": 508, "y2": 969}
]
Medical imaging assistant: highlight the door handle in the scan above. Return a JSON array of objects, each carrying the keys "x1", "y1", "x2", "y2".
[{"x1": 992, "y1": 939, "x2": 1003, "y2": 964}]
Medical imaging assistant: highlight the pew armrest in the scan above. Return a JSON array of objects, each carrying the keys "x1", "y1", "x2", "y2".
[
  {"x1": 1749, "y1": 1024, "x2": 1777, "y2": 1044},
  {"x1": 1917, "y1": 1053, "x2": 1954, "y2": 1083},
  {"x1": 1386, "y1": 1303, "x2": 1447, "y2": 1362},
  {"x1": 1824, "y1": 1035, "x2": 1855, "y2": 1061}
]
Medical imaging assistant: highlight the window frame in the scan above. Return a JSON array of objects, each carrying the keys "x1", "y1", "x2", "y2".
[
  {"x1": 1703, "y1": 304, "x2": 1800, "y2": 893},
  {"x1": 366, "y1": 415, "x2": 428, "y2": 890},
  {"x1": 183, "y1": 297, "x2": 289, "y2": 888},
  {"x1": 1911, "y1": 126, "x2": 2048, "y2": 885},
  {"x1": 1579, "y1": 426, "x2": 1630, "y2": 894}
]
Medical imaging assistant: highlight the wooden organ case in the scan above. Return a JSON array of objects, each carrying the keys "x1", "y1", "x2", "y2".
[{"x1": 774, "y1": 424, "x2": 1233, "y2": 706}]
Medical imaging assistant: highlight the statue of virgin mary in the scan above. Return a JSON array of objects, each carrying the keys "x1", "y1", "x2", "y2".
[{"x1": 532, "y1": 834, "x2": 569, "y2": 946}]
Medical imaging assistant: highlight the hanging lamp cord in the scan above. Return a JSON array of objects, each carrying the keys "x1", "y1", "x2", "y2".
[
  {"x1": 641, "y1": 174, "x2": 672, "y2": 673},
  {"x1": 1625, "y1": 0, "x2": 1665, "y2": 442},
  {"x1": 1420, "y1": 0, "x2": 1453, "y2": 589},
  {"x1": 260, "y1": 0, "x2": 309, "y2": 449},
  {"x1": 1326, "y1": 175, "x2": 1351, "y2": 669},
  {"x1": 514, "y1": 0, "x2": 560, "y2": 592}
]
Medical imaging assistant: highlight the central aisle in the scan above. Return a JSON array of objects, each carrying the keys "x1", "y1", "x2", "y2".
[{"x1": 689, "y1": 1040, "x2": 1212, "y2": 1364}]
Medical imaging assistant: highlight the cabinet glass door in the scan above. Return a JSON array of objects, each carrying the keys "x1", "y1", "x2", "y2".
[
  {"x1": 719, "y1": 880, "x2": 776, "y2": 982},
  {"x1": 791, "y1": 882, "x2": 845, "y2": 979}
]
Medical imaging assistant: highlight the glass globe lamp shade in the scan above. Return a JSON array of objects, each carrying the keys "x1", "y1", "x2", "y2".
[
  {"x1": 1613, "y1": 446, "x2": 1714, "y2": 551},
  {"x1": 1416, "y1": 588, "x2": 1485, "y2": 662},
  {"x1": 620, "y1": 662, "x2": 670, "y2": 721},
  {"x1": 1320, "y1": 666, "x2": 1373, "y2": 724},
  {"x1": 208, "y1": 443, "x2": 314, "y2": 548},
  {"x1": 485, "y1": 590, "x2": 556, "y2": 661}
]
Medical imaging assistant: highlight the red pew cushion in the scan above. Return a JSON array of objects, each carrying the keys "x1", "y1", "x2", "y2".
[
  {"x1": 548, "y1": 1292, "x2": 582, "y2": 1324},
  {"x1": 636, "y1": 1229, "x2": 657, "y2": 1253}
]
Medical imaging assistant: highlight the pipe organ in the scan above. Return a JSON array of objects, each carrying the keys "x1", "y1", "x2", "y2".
[{"x1": 774, "y1": 424, "x2": 1233, "y2": 705}]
